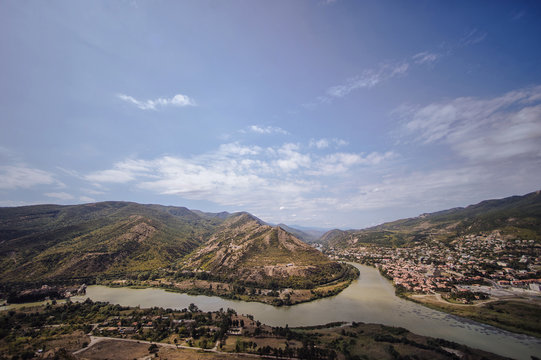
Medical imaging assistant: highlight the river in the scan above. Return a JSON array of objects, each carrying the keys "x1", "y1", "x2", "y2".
[{"x1": 73, "y1": 263, "x2": 540, "y2": 359}]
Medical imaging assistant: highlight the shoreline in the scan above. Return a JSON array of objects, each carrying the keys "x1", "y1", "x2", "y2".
[
  {"x1": 92, "y1": 275, "x2": 356, "y2": 307},
  {"x1": 353, "y1": 260, "x2": 541, "y2": 339},
  {"x1": 1, "y1": 264, "x2": 359, "y2": 309}
]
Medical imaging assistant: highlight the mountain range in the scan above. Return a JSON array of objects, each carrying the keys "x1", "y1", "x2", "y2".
[
  {"x1": 319, "y1": 190, "x2": 541, "y2": 249},
  {"x1": 1, "y1": 190, "x2": 539, "y2": 291},
  {"x1": 0, "y1": 202, "x2": 349, "y2": 292}
]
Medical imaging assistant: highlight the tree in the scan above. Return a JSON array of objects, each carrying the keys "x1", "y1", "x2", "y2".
[{"x1": 148, "y1": 343, "x2": 158, "y2": 354}]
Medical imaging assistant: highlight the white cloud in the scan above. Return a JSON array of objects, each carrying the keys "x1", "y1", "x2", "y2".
[
  {"x1": 401, "y1": 85, "x2": 541, "y2": 162},
  {"x1": 79, "y1": 196, "x2": 96, "y2": 202},
  {"x1": 334, "y1": 138, "x2": 349, "y2": 147},
  {"x1": 309, "y1": 151, "x2": 396, "y2": 175},
  {"x1": 309, "y1": 138, "x2": 349, "y2": 149},
  {"x1": 0, "y1": 165, "x2": 56, "y2": 189},
  {"x1": 45, "y1": 192, "x2": 75, "y2": 200},
  {"x1": 246, "y1": 125, "x2": 289, "y2": 135},
  {"x1": 309, "y1": 138, "x2": 329, "y2": 149},
  {"x1": 85, "y1": 168, "x2": 139, "y2": 183},
  {"x1": 273, "y1": 143, "x2": 311, "y2": 171},
  {"x1": 83, "y1": 140, "x2": 395, "y2": 220},
  {"x1": 218, "y1": 142, "x2": 262, "y2": 156},
  {"x1": 117, "y1": 93, "x2": 196, "y2": 110}
]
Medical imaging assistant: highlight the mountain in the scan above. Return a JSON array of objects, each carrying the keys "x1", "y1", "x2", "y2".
[
  {"x1": 321, "y1": 190, "x2": 541, "y2": 249},
  {"x1": 0, "y1": 202, "x2": 224, "y2": 283},
  {"x1": 0, "y1": 202, "x2": 348, "y2": 290},
  {"x1": 183, "y1": 213, "x2": 349, "y2": 288}
]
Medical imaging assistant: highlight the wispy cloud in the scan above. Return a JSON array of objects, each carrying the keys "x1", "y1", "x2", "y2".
[
  {"x1": 307, "y1": 30, "x2": 487, "y2": 107},
  {"x1": 412, "y1": 51, "x2": 440, "y2": 65},
  {"x1": 511, "y1": 10, "x2": 526, "y2": 21},
  {"x1": 459, "y1": 28, "x2": 487, "y2": 47},
  {"x1": 79, "y1": 196, "x2": 96, "y2": 203},
  {"x1": 85, "y1": 168, "x2": 138, "y2": 184},
  {"x1": 0, "y1": 200, "x2": 44, "y2": 207},
  {"x1": 325, "y1": 62, "x2": 409, "y2": 99},
  {"x1": 45, "y1": 192, "x2": 75, "y2": 200},
  {"x1": 117, "y1": 93, "x2": 196, "y2": 110},
  {"x1": 0, "y1": 165, "x2": 57, "y2": 190},
  {"x1": 344, "y1": 166, "x2": 493, "y2": 211},
  {"x1": 309, "y1": 151, "x2": 396, "y2": 176},
  {"x1": 401, "y1": 85, "x2": 541, "y2": 162}
]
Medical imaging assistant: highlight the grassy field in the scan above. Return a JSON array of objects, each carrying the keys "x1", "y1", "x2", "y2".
[
  {"x1": 409, "y1": 296, "x2": 541, "y2": 338},
  {"x1": 315, "y1": 322, "x2": 505, "y2": 360}
]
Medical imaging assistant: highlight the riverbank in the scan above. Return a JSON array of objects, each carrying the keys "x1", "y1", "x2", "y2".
[
  {"x1": 11, "y1": 263, "x2": 541, "y2": 359},
  {"x1": 0, "y1": 264, "x2": 359, "y2": 308},
  {"x1": 359, "y1": 260, "x2": 541, "y2": 339},
  {"x1": 0, "y1": 300, "x2": 507, "y2": 360},
  {"x1": 99, "y1": 264, "x2": 359, "y2": 307},
  {"x1": 407, "y1": 293, "x2": 541, "y2": 338}
]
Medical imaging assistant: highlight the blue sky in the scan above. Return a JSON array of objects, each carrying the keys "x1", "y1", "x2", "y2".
[{"x1": 1, "y1": 0, "x2": 540, "y2": 229}]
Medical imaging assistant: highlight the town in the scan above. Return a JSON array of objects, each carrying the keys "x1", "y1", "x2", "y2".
[{"x1": 325, "y1": 231, "x2": 541, "y2": 303}]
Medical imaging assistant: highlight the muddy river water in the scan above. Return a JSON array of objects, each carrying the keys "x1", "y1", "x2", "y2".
[{"x1": 74, "y1": 263, "x2": 540, "y2": 359}]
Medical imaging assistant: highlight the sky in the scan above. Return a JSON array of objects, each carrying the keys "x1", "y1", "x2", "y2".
[{"x1": 1, "y1": 0, "x2": 541, "y2": 229}]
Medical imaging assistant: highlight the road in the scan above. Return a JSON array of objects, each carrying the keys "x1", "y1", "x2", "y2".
[{"x1": 73, "y1": 335, "x2": 299, "y2": 359}]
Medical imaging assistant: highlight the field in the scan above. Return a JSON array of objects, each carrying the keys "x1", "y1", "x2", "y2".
[
  {"x1": 409, "y1": 295, "x2": 541, "y2": 338},
  {"x1": 76, "y1": 339, "x2": 259, "y2": 360}
]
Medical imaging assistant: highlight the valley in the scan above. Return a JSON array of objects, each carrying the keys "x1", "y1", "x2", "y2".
[{"x1": 1, "y1": 192, "x2": 541, "y2": 359}]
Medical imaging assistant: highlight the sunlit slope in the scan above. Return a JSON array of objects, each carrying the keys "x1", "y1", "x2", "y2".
[
  {"x1": 0, "y1": 202, "x2": 348, "y2": 287},
  {"x1": 0, "y1": 202, "x2": 221, "y2": 282},
  {"x1": 321, "y1": 190, "x2": 541, "y2": 248},
  {"x1": 182, "y1": 213, "x2": 351, "y2": 288}
]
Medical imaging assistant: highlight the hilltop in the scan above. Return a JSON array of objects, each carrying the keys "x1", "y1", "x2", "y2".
[
  {"x1": 0, "y1": 202, "x2": 219, "y2": 283},
  {"x1": 0, "y1": 201, "x2": 357, "y2": 305},
  {"x1": 183, "y1": 213, "x2": 350, "y2": 289},
  {"x1": 320, "y1": 190, "x2": 541, "y2": 249}
]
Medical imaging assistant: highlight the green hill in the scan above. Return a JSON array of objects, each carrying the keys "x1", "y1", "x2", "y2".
[
  {"x1": 0, "y1": 202, "x2": 350, "y2": 293},
  {"x1": 0, "y1": 202, "x2": 222, "y2": 283},
  {"x1": 321, "y1": 190, "x2": 541, "y2": 249},
  {"x1": 183, "y1": 213, "x2": 351, "y2": 288}
]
